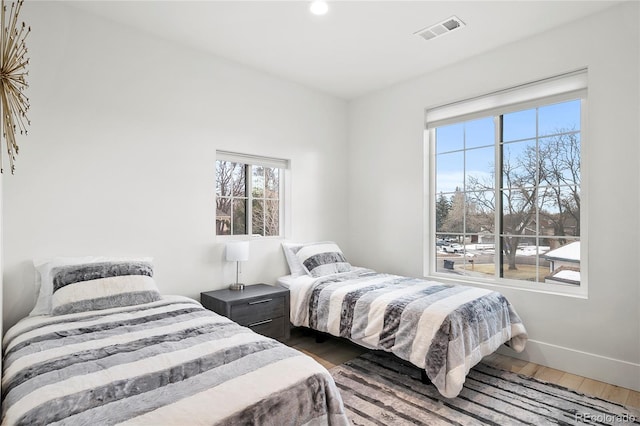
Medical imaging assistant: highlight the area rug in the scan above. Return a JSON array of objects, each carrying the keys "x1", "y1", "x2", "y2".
[{"x1": 330, "y1": 352, "x2": 640, "y2": 425}]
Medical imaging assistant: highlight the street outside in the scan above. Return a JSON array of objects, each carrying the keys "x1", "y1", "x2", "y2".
[{"x1": 436, "y1": 244, "x2": 551, "y2": 282}]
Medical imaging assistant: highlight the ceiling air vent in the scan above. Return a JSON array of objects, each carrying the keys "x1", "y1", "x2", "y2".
[{"x1": 415, "y1": 16, "x2": 466, "y2": 41}]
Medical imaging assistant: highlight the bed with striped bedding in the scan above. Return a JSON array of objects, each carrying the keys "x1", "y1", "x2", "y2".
[
  {"x1": 1, "y1": 296, "x2": 349, "y2": 425},
  {"x1": 286, "y1": 268, "x2": 528, "y2": 399},
  {"x1": 3, "y1": 257, "x2": 348, "y2": 425}
]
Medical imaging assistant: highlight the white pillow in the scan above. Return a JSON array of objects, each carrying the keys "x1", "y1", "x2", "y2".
[
  {"x1": 281, "y1": 242, "x2": 306, "y2": 277},
  {"x1": 30, "y1": 256, "x2": 153, "y2": 316},
  {"x1": 295, "y1": 241, "x2": 352, "y2": 278}
]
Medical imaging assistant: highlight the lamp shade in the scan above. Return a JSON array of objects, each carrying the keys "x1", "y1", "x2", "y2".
[{"x1": 226, "y1": 241, "x2": 250, "y2": 262}]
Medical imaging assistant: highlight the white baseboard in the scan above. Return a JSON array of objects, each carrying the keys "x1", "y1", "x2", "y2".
[{"x1": 497, "y1": 339, "x2": 640, "y2": 392}]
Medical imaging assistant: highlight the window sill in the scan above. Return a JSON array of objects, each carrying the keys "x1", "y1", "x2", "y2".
[
  {"x1": 425, "y1": 272, "x2": 588, "y2": 299},
  {"x1": 216, "y1": 234, "x2": 284, "y2": 241}
]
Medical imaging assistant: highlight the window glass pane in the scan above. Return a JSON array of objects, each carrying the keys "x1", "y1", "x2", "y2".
[
  {"x1": 503, "y1": 108, "x2": 536, "y2": 142},
  {"x1": 252, "y1": 166, "x2": 265, "y2": 198},
  {"x1": 265, "y1": 167, "x2": 279, "y2": 198},
  {"x1": 539, "y1": 187, "x2": 580, "y2": 237},
  {"x1": 475, "y1": 233, "x2": 495, "y2": 249},
  {"x1": 540, "y1": 238, "x2": 580, "y2": 285},
  {"x1": 502, "y1": 140, "x2": 537, "y2": 188},
  {"x1": 436, "y1": 235, "x2": 464, "y2": 274},
  {"x1": 436, "y1": 151, "x2": 464, "y2": 194},
  {"x1": 501, "y1": 236, "x2": 538, "y2": 282},
  {"x1": 216, "y1": 198, "x2": 231, "y2": 235},
  {"x1": 215, "y1": 161, "x2": 247, "y2": 235},
  {"x1": 502, "y1": 189, "x2": 537, "y2": 236},
  {"x1": 460, "y1": 245, "x2": 496, "y2": 280},
  {"x1": 539, "y1": 99, "x2": 580, "y2": 136},
  {"x1": 264, "y1": 200, "x2": 279, "y2": 236},
  {"x1": 215, "y1": 161, "x2": 226, "y2": 196},
  {"x1": 465, "y1": 191, "x2": 494, "y2": 233},
  {"x1": 465, "y1": 146, "x2": 495, "y2": 190},
  {"x1": 436, "y1": 249, "x2": 456, "y2": 274},
  {"x1": 440, "y1": 190, "x2": 464, "y2": 234},
  {"x1": 435, "y1": 193, "x2": 451, "y2": 233},
  {"x1": 231, "y1": 163, "x2": 246, "y2": 196},
  {"x1": 436, "y1": 123, "x2": 464, "y2": 153},
  {"x1": 539, "y1": 133, "x2": 580, "y2": 186},
  {"x1": 464, "y1": 117, "x2": 494, "y2": 149},
  {"x1": 216, "y1": 161, "x2": 245, "y2": 197},
  {"x1": 232, "y1": 199, "x2": 247, "y2": 235},
  {"x1": 252, "y1": 199, "x2": 264, "y2": 236}
]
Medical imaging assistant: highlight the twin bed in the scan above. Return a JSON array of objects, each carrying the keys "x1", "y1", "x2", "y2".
[
  {"x1": 1, "y1": 258, "x2": 348, "y2": 425},
  {"x1": 2, "y1": 243, "x2": 527, "y2": 424},
  {"x1": 280, "y1": 241, "x2": 528, "y2": 398}
]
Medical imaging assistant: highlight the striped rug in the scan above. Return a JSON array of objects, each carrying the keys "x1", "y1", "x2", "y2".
[{"x1": 330, "y1": 352, "x2": 640, "y2": 425}]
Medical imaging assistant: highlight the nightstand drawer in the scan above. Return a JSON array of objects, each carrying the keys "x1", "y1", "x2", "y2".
[
  {"x1": 231, "y1": 296, "x2": 285, "y2": 326},
  {"x1": 247, "y1": 316, "x2": 285, "y2": 339}
]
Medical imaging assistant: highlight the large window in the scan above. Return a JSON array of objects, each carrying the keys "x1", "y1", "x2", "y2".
[
  {"x1": 215, "y1": 151, "x2": 289, "y2": 237},
  {"x1": 427, "y1": 70, "x2": 586, "y2": 292}
]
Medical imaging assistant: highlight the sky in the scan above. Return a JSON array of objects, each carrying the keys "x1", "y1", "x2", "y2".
[{"x1": 435, "y1": 99, "x2": 580, "y2": 195}]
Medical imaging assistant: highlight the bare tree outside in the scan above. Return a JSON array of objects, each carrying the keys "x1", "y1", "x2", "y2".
[
  {"x1": 251, "y1": 166, "x2": 280, "y2": 236},
  {"x1": 216, "y1": 160, "x2": 280, "y2": 236},
  {"x1": 216, "y1": 161, "x2": 246, "y2": 235},
  {"x1": 435, "y1": 99, "x2": 581, "y2": 285},
  {"x1": 263, "y1": 167, "x2": 280, "y2": 236},
  {"x1": 464, "y1": 127, "x2": 580, "y2": 271},
  {"x1": 538, "y1": 132, "x2": 581, "y2": 240}
]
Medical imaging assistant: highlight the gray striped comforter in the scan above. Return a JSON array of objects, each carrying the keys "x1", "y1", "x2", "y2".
[
  {"x1": 289, "y1": 269, "x2": 528, "y2": 398},
  {"x1": 1, "y1": 296, "x2": 349, "y2": 426}
]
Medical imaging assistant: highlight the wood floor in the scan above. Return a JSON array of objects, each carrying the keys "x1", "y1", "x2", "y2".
[{"x1": 286, "y1": 327, "x2": 640, "y2": 409}]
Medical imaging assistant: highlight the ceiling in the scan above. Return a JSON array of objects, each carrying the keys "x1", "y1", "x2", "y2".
[{"x1": 66, "y1": 1, "x2": 620, "y2": 100}]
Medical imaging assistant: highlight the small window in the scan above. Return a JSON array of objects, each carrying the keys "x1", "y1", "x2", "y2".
[
  {"x1": 215, "y1": 151, "x2": 288, "y2": 237},
  {"x1": 426, "y1": 70, "x2": 586, "y2": 294}
]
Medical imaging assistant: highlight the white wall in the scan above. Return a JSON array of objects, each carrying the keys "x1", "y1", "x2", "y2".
[
  {"x1": 348, "y1": 2, "x2": 639, "y2": 390},
  {"x1": 1, "y1": 172, "x2": 3, "y2": 376},
  {"x1": 2, "y1": 3, "x2": 349, "y2": 330}
]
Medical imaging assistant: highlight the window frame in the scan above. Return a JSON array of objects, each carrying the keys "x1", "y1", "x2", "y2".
[
  {"x1": 215, "y1": 151, "x2": 291, "y2": 239},
  {"x1": 424, "y1": 71, "x2": 589, "y2": 298}
]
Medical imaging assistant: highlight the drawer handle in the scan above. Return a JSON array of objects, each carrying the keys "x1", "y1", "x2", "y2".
[
  {"x1": 248, "y1": 298, "x2": 273, "y2": 305},
  {"x1": 248, "y1": 319, "x2": 273, "y2": 327}
]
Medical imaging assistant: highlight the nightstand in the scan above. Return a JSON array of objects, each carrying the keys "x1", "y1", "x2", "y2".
[{"x1": 200, "y1": 284, "x2": 290, "y2": 341}]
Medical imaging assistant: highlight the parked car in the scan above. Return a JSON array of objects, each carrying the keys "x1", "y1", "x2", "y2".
[{"x1": 443, "y1": 243, "x2": 464, "y2": 253}]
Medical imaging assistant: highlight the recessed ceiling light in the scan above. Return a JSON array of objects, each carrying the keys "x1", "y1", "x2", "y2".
[
  {"x1": 310, "y1": 1, "x2": 329, "y2": 16},
  {"x1": 415, "y1": 16, "x2": 466, "y2": 41}
]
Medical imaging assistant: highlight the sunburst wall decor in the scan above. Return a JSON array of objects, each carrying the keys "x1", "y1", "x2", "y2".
[{"x1": 0, "y1": 0, "x2": 29, "y2": 174}]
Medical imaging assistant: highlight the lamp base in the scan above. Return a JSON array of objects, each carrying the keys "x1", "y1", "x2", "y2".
[{"x1": 229, "y1": 283, "x2": 245, "y2": 291}]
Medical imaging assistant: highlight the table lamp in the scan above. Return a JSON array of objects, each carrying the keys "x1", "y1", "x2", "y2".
[{"x1": 226, "y1": 240, "x2": 250, "y2": 291}]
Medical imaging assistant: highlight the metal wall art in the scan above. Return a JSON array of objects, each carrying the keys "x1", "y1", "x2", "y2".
[{"x1": 0, "y1": 0, "x2": 29, "y2": 173}]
